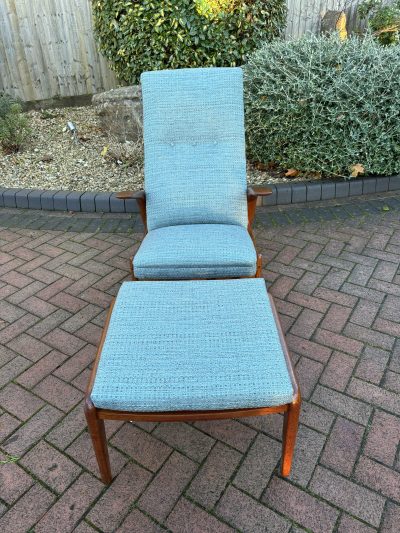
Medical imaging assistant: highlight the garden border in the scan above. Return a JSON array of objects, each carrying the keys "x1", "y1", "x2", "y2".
[{"x1": 1, "y1": 175, "x2": 399, "y2": 213}]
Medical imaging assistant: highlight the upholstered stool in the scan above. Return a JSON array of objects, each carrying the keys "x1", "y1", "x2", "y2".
[{"x1": 85, "y1": 278, "x2": 300, "y2": 484}]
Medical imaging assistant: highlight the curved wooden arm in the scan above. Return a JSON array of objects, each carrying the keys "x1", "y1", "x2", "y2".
[
  {"x1": 247, "y1": 186, "x2": 273, "y2": 199},
  {"x1": 247, "y1": 186, "x2": 272, "y2": 230},
  {"x1": 116, "y1": 190, "x2": 147, "y2": 232},
  {"x1": 115, "y1": 190, "x2": 145, "y2": 200}
]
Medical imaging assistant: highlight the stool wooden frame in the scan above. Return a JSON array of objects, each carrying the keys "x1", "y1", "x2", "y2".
[{"x1": 85, "y1": 288, "x2": 301, "y2": 485}]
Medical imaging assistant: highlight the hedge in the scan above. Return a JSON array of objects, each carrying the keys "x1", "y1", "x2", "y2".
[
  {"x1": 92, "y1": 0, "x2": 286, "y2": 83},
  {"x1": 244, "y1": 35, "x2": 400, "y2": 178}
]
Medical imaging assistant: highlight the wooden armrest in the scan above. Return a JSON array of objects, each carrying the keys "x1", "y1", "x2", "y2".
[
  {"x1": 247, "y1": 186, "x2": 272, "y2": 229},
  {"x1": 247, "y1": 186, "x2": 273, "y2": 199},
  {"x1": 116, "y1": 190, "x2": 147, "y2": 233},
  {"x1": 115, "y1": 190, "x2": 145, "y2": 200}
]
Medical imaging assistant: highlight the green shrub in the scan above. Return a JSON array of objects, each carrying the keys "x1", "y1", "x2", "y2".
[
  {"x1": 244, "y1": 35, "x2": 400, "y2": 178},
  {"x1": 0, "y1": 94, "x2": 30, "y2": 153},
  {"x1": 92, "y1": 0, "x2": 286, "y2": 83},
  {"x1": 358, "y1": 0, "x2": 400, "y2": 46}
]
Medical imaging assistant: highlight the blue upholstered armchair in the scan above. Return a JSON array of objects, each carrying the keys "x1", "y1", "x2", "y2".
[{"x1": 118, "y1": 67, "x2": 271, "y2": 280}]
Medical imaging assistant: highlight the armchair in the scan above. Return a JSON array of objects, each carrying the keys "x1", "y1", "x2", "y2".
[{"x1": 118, "y1": 67, "x2": 271, "y2": 280}]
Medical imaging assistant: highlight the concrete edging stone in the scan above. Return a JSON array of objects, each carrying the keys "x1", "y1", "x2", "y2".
[{"x1": 1, "y1": 176, "x2": 399, "y2": 213}]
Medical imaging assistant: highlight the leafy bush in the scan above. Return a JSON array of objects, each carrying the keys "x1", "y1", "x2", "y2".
[
  {"x1": 244, "y1": 35, "x2": 400, "y2": 178},
  {"x1": 358, "y1": 0, "x2": 400, "y2": 45},
  {"x1": 0, "y1": 94, "x2": 30, "y2": 153},
  {"x1": 92, "y1": 0, "x2": 286, "y2": 83},
  {"x1": 195, "y1": 0, "x2": 238, "y2": 18}
]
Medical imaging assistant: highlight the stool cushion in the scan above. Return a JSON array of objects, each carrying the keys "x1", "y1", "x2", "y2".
[
  {"x1": 91, "y1": 279, "x2": 294, "y2": 412},
  {"x1": 133, "y1": 224, "x2": 257, "y2": 280}
]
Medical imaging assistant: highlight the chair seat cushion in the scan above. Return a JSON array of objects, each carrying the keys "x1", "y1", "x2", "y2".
[
  {"x1": 90, "y1": 279, "x2": 294, "y2": 412},
  {"x1": 133, "y1": 224, "x2": 257, "y2": 279}
]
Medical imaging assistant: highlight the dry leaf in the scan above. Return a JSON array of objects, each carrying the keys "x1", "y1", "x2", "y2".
[
  {"x1": 254, "y1": 162, "x2": 269, "y2": 171},
  {"x1": 100, "y1": 145, "x2": 108, "y2": 158},
  {"x1": 309, "y1": 172, "x2": 322, "y2": 179},
  {"x1": 285, "y1": 168, "x2": 299, "y2": 177},
  {"x1": 349, "y1": 163, "x2": 365, "y2": 177}
]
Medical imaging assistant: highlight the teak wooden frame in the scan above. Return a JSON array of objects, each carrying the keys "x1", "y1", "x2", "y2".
[
  {"x1": 84, "y1": 287, "x2": 301, "y2": 485},
  {"x1": 116, "y1": 186, "x2": 272, "y2": 280}
]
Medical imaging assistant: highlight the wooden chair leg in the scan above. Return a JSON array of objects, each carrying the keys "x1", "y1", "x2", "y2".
[
  {"x1": 281, "y1": 395, "x2": 301, "y2": 477},
  {"x1": 130, "y1": 258, "x2": 140, "y2": 281},
  {"x1": 84, "y1": 398, "x2": 112, "y2": 484},
  {"x1": 256, "y1": 254, "x2": 263, "y2": 278},
  {"x1": 129, "y1": 257, "x2": 135, "y2": 280}
]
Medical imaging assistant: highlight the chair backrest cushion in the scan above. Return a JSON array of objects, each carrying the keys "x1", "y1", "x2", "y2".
[{"x1": 140, "y1": 67, "x2": 248, "y2": 231}]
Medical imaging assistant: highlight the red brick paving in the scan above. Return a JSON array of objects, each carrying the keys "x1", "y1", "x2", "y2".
[{"x1": 0, "y1": 207, "x2": 400, "y2": 532}]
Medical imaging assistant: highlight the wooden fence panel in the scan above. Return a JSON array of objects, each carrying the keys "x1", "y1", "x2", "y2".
[
  {"x1": 286, "y1": 0, "x2": 365, "y2": 39},
  {"x1": 0, "y1": 0, "x2": 373, "y2": 102},
  {"x1": 0, "y1": 0, "x2": 118, "y2": 102}
]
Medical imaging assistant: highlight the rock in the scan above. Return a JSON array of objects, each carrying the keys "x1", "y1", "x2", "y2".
[{"x1": 92, "y1": 86, "x2": 142, "y2": 142}]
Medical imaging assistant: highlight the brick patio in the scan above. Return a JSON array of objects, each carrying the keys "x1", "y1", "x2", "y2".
[{"x1": 0, "y1": 194, "x2": 400, "y2": 532}]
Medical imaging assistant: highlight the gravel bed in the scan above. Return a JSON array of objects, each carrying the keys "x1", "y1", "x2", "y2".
[{"x1": 0, "y1": 105, "x2": 310, "y2": 192}]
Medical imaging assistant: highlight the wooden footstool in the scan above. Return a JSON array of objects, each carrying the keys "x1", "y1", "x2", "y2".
[{"x1": 85, "y1": 278, "x2": 301, "y2": 484}]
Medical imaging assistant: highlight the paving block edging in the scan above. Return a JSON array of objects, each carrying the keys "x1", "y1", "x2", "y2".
[
  {"x1": 261, "y1": 175, "x2": 400, "y2": 207},
  {"x1": 1, "y1": 176, "x2": 399, "y2": 213}
]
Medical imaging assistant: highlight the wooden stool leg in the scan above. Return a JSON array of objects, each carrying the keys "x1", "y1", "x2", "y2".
[
  {"x1": 84, "y1": 399, "x2": 112, "y2": 484},
  {"x1": 281, "y1": 395, "x2": 301, "y2": 477}
]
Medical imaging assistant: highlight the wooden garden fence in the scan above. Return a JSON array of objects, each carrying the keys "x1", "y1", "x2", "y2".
[
  {"x1": 0, "y1": 0, "x2": 118, "y2": 102},
  {"x1": 0, "y1": 0, "x2": 364, "y2": 103},
  {"x1": 285, "y1": 0, "x2": 362, "y2": 39}
]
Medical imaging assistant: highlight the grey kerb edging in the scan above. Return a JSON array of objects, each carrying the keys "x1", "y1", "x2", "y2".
[{"x1": 1, "y1": 176, "x2": 400, "y2": 213}]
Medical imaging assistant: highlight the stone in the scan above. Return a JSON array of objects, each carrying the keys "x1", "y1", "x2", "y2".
[{"x1": 92, "y1": 86, "x2": 142, "y2": 142}]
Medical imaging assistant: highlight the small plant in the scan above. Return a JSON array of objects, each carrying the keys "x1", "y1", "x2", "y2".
[
  {"x1": 0, "y1": 454, "x2": 19, "y2": 464},
  {"x1": 244, "y1": 35, "x2": 400, "y2": 178},
  {"x1": 102, "y1": 137, "x2": 144, "y2": 175},
  {"x1": 0, "y1": 94, "x2": 30, "y2": 153},
  {"x1": 92, "y1": 0, "x2": 286, "y2": 83},
  {"x1": 358, "y1": 0, "x2": 400, "y2": 45}
]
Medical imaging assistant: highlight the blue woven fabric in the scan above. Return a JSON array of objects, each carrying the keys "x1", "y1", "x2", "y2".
[
  {"x1": 134, "y1": 224, "x2": 257, "y2": 279},
  {"x1": 91, "y1": 279, "x2": 294, "y2": 412},
  {"x1": 141, "y1": 67, "x2": 248, "y2": 231}
]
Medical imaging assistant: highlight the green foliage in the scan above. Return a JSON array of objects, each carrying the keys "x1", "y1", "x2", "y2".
[
  {"x1": 358, "y1": 0, "x2": 400, "y2": 45},
  {"x1": 195, "y1": 0, "x2": 239, "y2": 19},
  {"x1": 92, "y1": 0, "x2": 286, "y2": 83},
  {"x1": 0, "y1": 94, "x2": 30, "y2": 153},
  {"x1": 244, "y1": 35, "x2": 400, "y2": 178}
]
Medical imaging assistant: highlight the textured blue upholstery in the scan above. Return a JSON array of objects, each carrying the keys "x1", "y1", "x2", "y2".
[
  {"x1": 91, "y1": 279, "x2": 294, "y2": 412},
  {"x1": 134, "y1": 224, "x2": 257, "y2": 279},
  {"x1": 141, "y1": 67, "x2": 248, "y2": 231}
]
